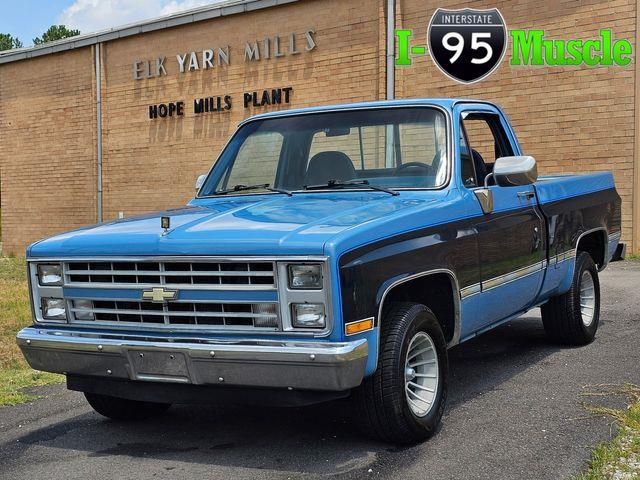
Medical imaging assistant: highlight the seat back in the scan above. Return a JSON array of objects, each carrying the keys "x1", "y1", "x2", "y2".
[
  {"x1": 304, "y1": 151, "x2": 356, "y2": 186},
  {"x1": 472, "y1": 149, "x2": 488, "y2": 184}
]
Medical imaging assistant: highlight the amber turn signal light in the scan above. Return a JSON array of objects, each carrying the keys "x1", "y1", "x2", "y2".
[{"x1": 345, "y1": 317, "x2": 374, "y2": 336}]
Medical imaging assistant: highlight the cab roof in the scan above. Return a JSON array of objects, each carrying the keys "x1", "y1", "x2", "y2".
[{"x1": 241, "y1": 98, "x2": 499, "y2": 125}]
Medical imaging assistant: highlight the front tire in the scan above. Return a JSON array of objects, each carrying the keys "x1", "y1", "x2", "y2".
[
  {"x1": 352, "y1": 302, "x2": 448, "y2": 444},
  {"x1": 542, "y1": 251, "x2": 600, "y2": 345},
  {"x1": 84, "y1": 392, "x2": 171, "y2": 420}
]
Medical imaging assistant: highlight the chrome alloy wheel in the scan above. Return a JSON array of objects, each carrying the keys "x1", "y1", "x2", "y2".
[
  {"x1": 404, "y1": 331, "x2": 439, "y2": 417},
  {"x1": 579, "y1": 270, "x2": 596, "y2": 327}
]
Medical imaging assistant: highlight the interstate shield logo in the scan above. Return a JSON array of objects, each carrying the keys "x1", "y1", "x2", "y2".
[{"x1": 428, "y1": 8, "x2": 507, "y2": 84}]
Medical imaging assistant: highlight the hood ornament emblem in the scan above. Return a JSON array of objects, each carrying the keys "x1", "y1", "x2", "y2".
[{"x1": 161, "y1": 216, "x2": 170, "y2": 232}]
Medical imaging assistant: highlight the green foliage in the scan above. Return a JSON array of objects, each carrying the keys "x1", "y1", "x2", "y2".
[
  {"x1": 33, "y1": 25, "x2": 80, "y2": 45},
  {"x1": 0, "y1": 33, "x2": 23, "y2": 51},
  {"x1": 575, "y1": 384, "x2": 640, "y2": 479},
  {"x1": 0, "y1": 257, "x2": 61, "y2": 406}
]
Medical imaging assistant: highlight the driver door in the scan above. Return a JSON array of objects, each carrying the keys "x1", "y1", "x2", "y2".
[{"x1": 458, "y1": 106, "x2": 546, "y2": 328}]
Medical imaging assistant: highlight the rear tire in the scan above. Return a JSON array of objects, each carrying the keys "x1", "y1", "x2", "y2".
[
  {"x1": 542, "y1": 251, "x2": 600, "y2": 345},
  {"x1": 84, "y1": 392, "x2": 171, "y2": 420},
  {"x1": 352, "y1": 302, "x2": 448, "y2": 444}
]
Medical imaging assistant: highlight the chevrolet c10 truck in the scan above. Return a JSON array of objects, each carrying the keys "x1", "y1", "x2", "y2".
[{"x1": 18, "y1": 99, "x2": 622, "y2": 444}]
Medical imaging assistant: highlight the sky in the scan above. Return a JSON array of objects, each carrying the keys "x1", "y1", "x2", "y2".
[{"x1": 0, "y1": 0, "x2": 224, "y2": 47}]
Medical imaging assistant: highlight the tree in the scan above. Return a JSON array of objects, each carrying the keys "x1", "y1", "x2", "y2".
[
  {"x1": 33, "y1": 25, "x2": 80, "y2": 45},
  {"x1": 0, "y1": 33, "x2": 23, "y2": 51}
]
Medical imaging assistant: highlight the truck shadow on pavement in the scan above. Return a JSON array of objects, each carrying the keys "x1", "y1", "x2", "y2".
[{"x1": 11, "y1": 314, "x2": 561, "y2": 476}]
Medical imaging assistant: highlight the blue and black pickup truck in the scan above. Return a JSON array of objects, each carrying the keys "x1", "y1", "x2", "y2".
[{"x1": 18, "y1": 99, "x2": 622, "y2": 444}]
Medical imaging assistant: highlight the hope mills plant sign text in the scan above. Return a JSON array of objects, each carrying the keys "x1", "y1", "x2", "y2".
[{"x1": 148, "y1": 87, "x2": 294, "y2": 119}]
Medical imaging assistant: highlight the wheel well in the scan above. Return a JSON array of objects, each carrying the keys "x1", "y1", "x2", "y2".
[
  {"x1": 382, "y1": 272, "x2": 457, "y2": 343},
  {"x1": 577, "y1": 229, "x2": 607, "y2": 268}
]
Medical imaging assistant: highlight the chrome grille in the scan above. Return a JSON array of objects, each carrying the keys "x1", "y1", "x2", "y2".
[
  {"x1": 69, "y1": 299, "x2": 279, "y2": 329},
  {"x1": 64, "y1": 260, "x2": 276, "y2": 288}
]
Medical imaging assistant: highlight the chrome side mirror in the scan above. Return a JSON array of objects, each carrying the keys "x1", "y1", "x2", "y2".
[
  {"x1": 195, "y1": 174, "x2": 207, "y2": 191},
  {"x1": 491, "y1": 156, "x2": 538, "y2": 187}
]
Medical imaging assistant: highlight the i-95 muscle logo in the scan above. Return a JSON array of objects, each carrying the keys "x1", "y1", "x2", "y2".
[
  {"x1": 395, "y1": 7, "x2": 633, "y2": 84},
  {"x1": 427, "y1": 8, "x2": 507, "y2": 84}
]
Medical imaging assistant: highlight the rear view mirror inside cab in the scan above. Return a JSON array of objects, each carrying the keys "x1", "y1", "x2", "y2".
[{"x1": 324, "y1": 127, "x2": 351, "y2": 137}]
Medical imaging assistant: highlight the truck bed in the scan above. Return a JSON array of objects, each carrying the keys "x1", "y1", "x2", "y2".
[
  {"x1": 534, "y1": 172, "x2": 615, "y2": 205},
  {"x1": 533, "y1": 171, "x2": 621, "y2": 303}
]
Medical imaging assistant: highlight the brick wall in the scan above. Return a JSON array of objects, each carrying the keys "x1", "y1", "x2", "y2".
[
  {"x1": 0, "y1": 0, "x2": 637, "y2": 253},
  {"x1": 99, "y1": 0, "x2": 384, "y2": 221},
  {"x1": 397, "y1": 0, "x2": 637, "y2": 246},
  {"x1": 0, "y1": 47, "x2": 97, "y2": 255},
  {"x1": 0, "y1": 0, "x2": 384, "y2": 254}
]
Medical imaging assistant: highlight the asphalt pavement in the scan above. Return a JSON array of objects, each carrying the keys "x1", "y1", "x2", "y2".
[{"x1": 1, "y1": 261, "x2": 639, "y2": 480}]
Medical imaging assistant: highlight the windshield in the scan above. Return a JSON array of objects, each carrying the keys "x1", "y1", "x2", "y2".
[{"x1": 198, "y1": 107, "x2": 449, "y2": 197}]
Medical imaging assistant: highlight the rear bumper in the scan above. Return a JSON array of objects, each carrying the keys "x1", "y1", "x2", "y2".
[{"x1": 17, "y1": 326, "x2": 368, "y2": 391}]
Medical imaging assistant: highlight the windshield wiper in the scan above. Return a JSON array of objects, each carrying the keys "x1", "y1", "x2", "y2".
[
  {"x1": 303, "y1": 179, "x2": 399, "y2": 196},
  {"x1": 214, "y1": 183, "x2": 293, "y2": 196}
]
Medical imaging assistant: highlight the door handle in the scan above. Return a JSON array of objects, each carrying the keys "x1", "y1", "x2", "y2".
[
  {"x1": 517, "y1": 191, "x2": 535, "y2": 200},
  {"x1": 533, "y1": 226, "x2": 541, "y2": 250}
]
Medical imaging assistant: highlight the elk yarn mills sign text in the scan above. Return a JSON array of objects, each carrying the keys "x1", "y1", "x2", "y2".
[{"x1": 133, "y1": 29, "x2": 316, "y2": 80}]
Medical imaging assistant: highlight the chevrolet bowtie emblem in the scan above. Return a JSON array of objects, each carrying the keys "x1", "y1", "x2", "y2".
[{"x1": 141, "y1": 287, "x2": 178, "y2": 303}]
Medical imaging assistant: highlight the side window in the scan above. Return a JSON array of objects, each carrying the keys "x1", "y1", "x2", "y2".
[
  {"x1": 225, "y1": 131, "x2": 284, "y2": 188},
  {"x1": 462, "y1": 113, "x2": 514, "y2": 171},
  {"x1": 459, "y1": 124, "x2": 477, "y2": 187}
]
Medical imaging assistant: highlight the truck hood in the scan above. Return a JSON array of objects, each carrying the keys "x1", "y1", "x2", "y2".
[{"x1": 28, "y1": 192, "x2": 441, "y2": 257}]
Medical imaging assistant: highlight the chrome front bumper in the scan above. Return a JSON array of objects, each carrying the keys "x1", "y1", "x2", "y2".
[{"x1": 17, "y1": 327, "x2": 368, "y2": 391}]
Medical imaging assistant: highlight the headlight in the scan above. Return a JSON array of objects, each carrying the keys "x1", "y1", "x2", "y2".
[
  {"x1": 41, "y1": 298, "x2": 66, "y2": 320},
  {"x1": 37, "y1": 263, "x2": 63, "y2": 286},
  {"x1": 292, "y1": 303, "x2": 326, "y2": 328},
  {"x1": 288, "y1": 264, "x2": 323, "y2": 290},
  {"x1": 73, "y1": 299, "x2": 95, "y2": 321}
]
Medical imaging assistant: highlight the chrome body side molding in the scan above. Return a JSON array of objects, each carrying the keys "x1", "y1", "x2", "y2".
[
  {"x1": 460, "y1": 283, "x2": 481, "y2": 299},
  {"x1": 481, "y1": 261, "x2": 547, "y2": 292}
]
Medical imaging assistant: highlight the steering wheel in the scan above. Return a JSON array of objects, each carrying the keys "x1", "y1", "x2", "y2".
[{"x1": 396, "y1": 162, "x2": 432, "y2": 175}]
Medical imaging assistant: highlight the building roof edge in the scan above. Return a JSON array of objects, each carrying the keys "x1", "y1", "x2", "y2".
[{"x1": 0, "y1": 0, "x2": 300, "y2": 65}]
